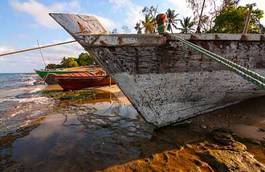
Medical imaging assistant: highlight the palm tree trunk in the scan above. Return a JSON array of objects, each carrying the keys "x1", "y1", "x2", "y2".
[
  {"x1": 243, "y1": 4, "x2": 254, "y2": 34},
  {"x1": 196, "y1": 0, "x2": 206, "y2": 33}
]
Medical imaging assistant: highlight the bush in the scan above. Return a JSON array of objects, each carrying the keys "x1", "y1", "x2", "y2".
[
  {"x1": 77, "y1": 52, "x2": 95, "y2": 66},
  {"x1": 45, "y1": 52, "x2": 95, "y2": 69}
]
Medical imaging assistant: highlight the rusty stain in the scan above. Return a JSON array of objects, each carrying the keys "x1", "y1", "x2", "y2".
[
  {"x1": 117, "y1": 36, "x2": 123, "y2": 45},
  {"x1": 100, "y1": 40, "x2": 108, "y2": 46},
  {"x1": 215, "y1": 34, "x2": 220, "y2": 40},
  {"x1": 260, "y1": 35, "x2": 265, "y2": 41},
  {"x1": 241, "y1": 35, "x2": 248, "y2": 41},
  {"x1": 77, "y1": 21, "x2": 86, "y2": 33},
  {"x1": 190, "y1": 34, "x2": 198, "y2": 40}
]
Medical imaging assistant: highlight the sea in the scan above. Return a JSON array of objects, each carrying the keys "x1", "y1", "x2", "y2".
[
  {"x1": 1, "y1": 73, "x2": 265, "y2": 171},
  {"x1": 0, "y1": 73, "x2": 157, "y2": 171}
]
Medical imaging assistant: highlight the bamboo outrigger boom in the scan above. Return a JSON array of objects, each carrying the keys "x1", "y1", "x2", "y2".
[{"x1": 0, "y1": 40, "x2": 77, "y2": 57}]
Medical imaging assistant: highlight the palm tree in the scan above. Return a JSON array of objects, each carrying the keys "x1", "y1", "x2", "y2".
[
  {"x1": 134, "y1": 22, "x2": 142, "y2": 34},
  {"x1": 141, "y1": 16, "x2": 156, "y2": 34},
  {"x1": 196, "y1": 0, "x2": 206, "y2": 33},
  {"x1": 166, "y1": 9, "x2": 180, "y2": 33},
  {"x1": 178, "y1": 17, "x2": 195, "y2": 33}
]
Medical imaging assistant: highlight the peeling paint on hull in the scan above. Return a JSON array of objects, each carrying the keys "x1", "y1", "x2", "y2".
[
  {"x1": 50, "y1": 13, "x2": 265, "y2": 127},
  {"x1": 112, "y1": 70, "x2": 265, "y2": 127}
]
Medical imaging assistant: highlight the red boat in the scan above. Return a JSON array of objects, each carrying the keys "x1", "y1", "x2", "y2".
[{"x1": 50, "y1": 70, "x2": 115, "y2": 90}]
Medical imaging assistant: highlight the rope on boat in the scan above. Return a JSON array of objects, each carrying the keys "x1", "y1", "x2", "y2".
[{"x1": 172, "y1": 35, "x2": 265, "y2": 89}]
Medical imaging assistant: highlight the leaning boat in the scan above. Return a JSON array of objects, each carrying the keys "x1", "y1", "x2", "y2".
[
  {"x1": 35, "y1": 66, "x2": 90, "y2": 84},
  {"x1": 50, "y1": 13, "x2": 265, "y2": 127},
  {"x1": 50, "y1": 70, "x2": 115, "y2": 90}
]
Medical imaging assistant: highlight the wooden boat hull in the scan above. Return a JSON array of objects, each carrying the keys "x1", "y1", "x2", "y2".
[
  {"x1": 50, "y1": 13, "x2": 265, "y2": 127},
  {"x1": 35, "y1": 69, "x2": 88, "y2": 85},
  {"x1": 50, "y1": 73, "x2": 115, "y2": 90}
]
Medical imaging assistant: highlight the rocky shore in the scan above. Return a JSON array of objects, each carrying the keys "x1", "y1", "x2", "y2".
[
  {"x1": 1, "y1": 85, "x2": 265, "y2": 171},
  {"x1": 102, "y1": 129, "x2": 265, "y2": 172}
]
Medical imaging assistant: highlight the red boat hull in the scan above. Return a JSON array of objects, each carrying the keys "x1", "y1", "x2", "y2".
[
  {"x1": 58, "y1": 76, "x2": 115, "y2": 90},
  {"x1": 50, "y1": 72, "x2": 115, "y2": 90}
]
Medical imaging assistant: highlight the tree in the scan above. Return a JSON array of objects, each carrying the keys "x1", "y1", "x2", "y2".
[
  {"x1": 222, "y1": 0, "x2": 240, "y2": 8},
  {"x1": 166, "y1": 9, "x2": 179, "y2": 33},
  {"x1": 178, "y1": 17, "x2": 195, "y2": 33},
  {"x1": 186, "y1": 0, "x2": 223, "y2": 32},
  {"x1": 142, "y1": 6, "x2": 158, "y2": 19},
  {"x1": 134, "y1": 22, "x2": 142, "y2": 34},
  {"x1": 135, "y1": 6, "x2": 158, "y2": 34},
  {"x1": 77, "y1": 52, "x2": 95, "y2": 66},
  {"x1": 141, "y1": 15, "x2": 156, "y2": 33},
  {"x1": 210, "y1": 5, "x2": 264, "y2": 33},
  {"x1": 46, "y1": 63, "x2": 61, "y2": 69},
  {"x1": 61, "y1": 57, "x2": 79, "y2": 68},
  {"x1": 196, "y1": 0, "x2": 206, "y2": 33}
]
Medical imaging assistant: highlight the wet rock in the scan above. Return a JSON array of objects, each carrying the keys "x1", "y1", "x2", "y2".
[
  {"x1": 210, "y1": 128, "x2": 235, "y2": 145},
  {"x1": 101, "y1": 137, "x2": 265, "y2": 172},
  {"x1": 197, "y1": 142, "x2": 265, "y2": 172}
]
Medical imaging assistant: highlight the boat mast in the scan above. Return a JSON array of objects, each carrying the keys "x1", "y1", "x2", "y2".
[
  {"x1": 37, "y1": 40, "x2": 47, "y2": 68},
  {"x1": 0, "y1": 40, "x2": 77, "y2": 57}
]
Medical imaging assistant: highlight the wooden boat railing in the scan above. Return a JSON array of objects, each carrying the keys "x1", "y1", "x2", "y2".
[{"x1": 172, "y1": 35, "x2": 265, "y2": 89}]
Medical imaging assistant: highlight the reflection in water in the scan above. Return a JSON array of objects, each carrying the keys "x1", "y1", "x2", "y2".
[
  {"x1": 0, "y1": 87, "x2": 155, "y2": 171},
  {"x1": 1, "y1": 87, "x2": 265, "y2": 171}
]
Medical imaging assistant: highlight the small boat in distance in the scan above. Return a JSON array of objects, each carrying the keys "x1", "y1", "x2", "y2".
[
  {"x1": 35, "y1": 66, "x2": 91, "y2": 84},
  {"x1": 50, "y1": 69, "x2": 115, "y2": 90}
]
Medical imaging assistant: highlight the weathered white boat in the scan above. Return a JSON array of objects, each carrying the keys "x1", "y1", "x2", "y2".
[{"x1": 50, "y1": 13, "x2": 265, "y2": 127}]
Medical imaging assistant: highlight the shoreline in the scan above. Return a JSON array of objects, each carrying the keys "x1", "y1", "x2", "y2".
[{"x1": 1, "y1": 80, "x2": 265, "y2": 171}]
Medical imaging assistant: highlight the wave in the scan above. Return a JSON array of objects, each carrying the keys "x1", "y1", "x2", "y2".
[{"x1": 0, "y1": 73, "x2": 43, "y2": 89}]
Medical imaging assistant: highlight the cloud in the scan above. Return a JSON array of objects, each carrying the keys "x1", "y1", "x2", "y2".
[
  {"x1": 10, "y1": 0, "x2": 60, "y2": 28},
  {"x1": 108, "y1": 0, "x2": 143, "y2": 32},
  {"x1": 0, "y1": 40, "x2": 84, "y2": 73},
  {"x1": 9, "y1": 0, "x2": 116, "y2": 30},
  {"x1": 109, "y1": 0, "x2": 130, "y2": 9},
  {"x1": 0, "y1": 45, "x2": 15, "y2": 54},
  {"x1": 90, "y1": 14, "x2": 116, "y2": 30},
  {"x1": 165, "y1": 0, "x2": 193, "y2": 18},
  {"x1": 9, "y1": 0, "x2": 81, "y2": 28}
]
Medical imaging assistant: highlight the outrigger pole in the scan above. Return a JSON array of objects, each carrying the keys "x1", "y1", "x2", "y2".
[{"x1": 0, "y1": 40, "x2": 77, "y2": 57}]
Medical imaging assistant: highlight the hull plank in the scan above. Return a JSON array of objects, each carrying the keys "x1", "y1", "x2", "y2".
[
  {"x1": 50, "y1": 13, "x2": 265, "y2": 127},
  {"x1": 113, "y1": 71, "x2": 265, "y2": 126},
  {"x1": 56, "y1": 77, "x2": 114, "y2": 90},
  {"x1": 87, "y1": 37, "x2": 265, "y2": 127}
]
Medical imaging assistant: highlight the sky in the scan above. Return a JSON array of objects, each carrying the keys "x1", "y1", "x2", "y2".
[{"x1": 0, "y1": 0, "x2": 265, "y2": 73}]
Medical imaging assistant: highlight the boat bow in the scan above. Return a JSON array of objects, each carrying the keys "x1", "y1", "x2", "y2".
[{"x1": 50, "y1": 13, "x2": 265, "y2": 127}]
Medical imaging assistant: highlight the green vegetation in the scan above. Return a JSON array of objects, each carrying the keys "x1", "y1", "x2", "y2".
[
  {"x1": 166, "y1": 9, "x2": 179, "y2": 33},
  {"x1": 40, "y1": 89, "x2": 95, "y2": 100},
  {"x1": 141, "y1": 15, "x2": 156, "y2": 33},
  {"x1": 178, "y1": 17, "x2": 196, "y2": 33},
  {"x1": 211, "y1": 5, "x2": 264, "y2": 33},
  {"x1": 135, "y1": 1, "x2": 264, "y2": 34},
  {"x1": 46, "y1": 52, "x2": 95, "y2": 69}
]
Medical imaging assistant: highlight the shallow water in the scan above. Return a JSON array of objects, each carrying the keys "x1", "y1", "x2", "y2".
[{"x1": 1, "y1": 73, "x2": 265, "y2": 171}]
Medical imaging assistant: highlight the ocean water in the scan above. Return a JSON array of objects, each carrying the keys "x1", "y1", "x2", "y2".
[
  {"x1": 0, "y1": 73, "x2": 39, "y2": 89},
  {"x1": 0, "y1": 73, "x2": 155, "y2": 171},
  {"x1": 1, "y1": 73, "x2": 265, "y2": 171},
  {"x1": 0, "y1": 73, "x2": 49, "y2": 136}
]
